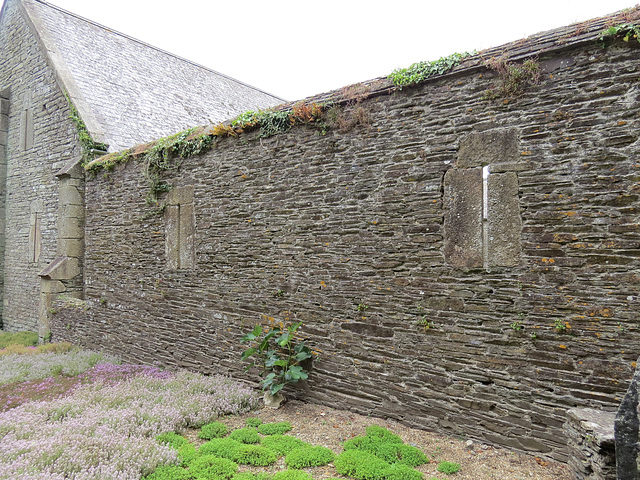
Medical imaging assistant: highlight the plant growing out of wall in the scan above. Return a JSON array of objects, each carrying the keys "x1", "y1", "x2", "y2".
[
  {"x1": 240, "y1": 321, "x2": 313, "y2": 396},
  {"x1": 600, "y1": 23, "x2": 640, "y2": 45},
  {"x1": 554, "y1": 319, "x2": 571, "y2": 333},
  {"x1": 324, "y1": 83, "x2": 372, "y2": 133},
  {"x1": 224, "y1": 103, "x2": 326, "y2": 139},
  {"x1": 483, "y1": 57, "x2": 541, "y2": 100},
  {"x1": 65, "y1": 93, "x2": 108, "y2": 164},
  {"x1": 388, "y1": 52, "x2": 471, "y2": 88},
  {"x1": 416, "y1": 317, "x2": 435, "y2": 332}
]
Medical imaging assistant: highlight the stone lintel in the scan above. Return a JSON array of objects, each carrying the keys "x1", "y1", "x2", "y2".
[
  {"x1": 166, "y1": 185, "x2": 194, "y2": 205},
  {"x1": 458, "y1": 128, "x2": 520, "y2": 168}
]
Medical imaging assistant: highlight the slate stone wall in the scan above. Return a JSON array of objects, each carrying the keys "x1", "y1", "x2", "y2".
[
  {"x1": 0, "y1": 0, "x2": 81, "y2": 331},
  {"x1": 53, "y1": 38, "x2": 640, "y2": 461}
]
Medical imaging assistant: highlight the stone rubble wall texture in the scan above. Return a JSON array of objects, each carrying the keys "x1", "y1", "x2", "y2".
[
  {"x1": 0, "y1": 0, "x2": 81, "y2": 331},
  {"x1": 52, "y1": 38, "x2": 640, "y2": 461}
]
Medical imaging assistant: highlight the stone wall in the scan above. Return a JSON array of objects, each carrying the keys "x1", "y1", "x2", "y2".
[
  {"x1": 52, "y1": 35, "x2": 640, "y2": 461},
  {"x1": 0, "y1": 0, "x2": 82, "y2": 331}
]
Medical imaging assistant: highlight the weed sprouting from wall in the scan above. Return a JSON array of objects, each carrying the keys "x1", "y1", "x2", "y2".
[
  {"x1": 483, "y1": 57, "x2": 541, "y2": 100},
  {"x1": 324, "y1": 84, "x2": 372, "y2": 133}
]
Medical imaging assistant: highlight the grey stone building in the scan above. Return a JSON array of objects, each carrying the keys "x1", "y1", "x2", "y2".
[{"x1": 0, "y1": 0, "x2": 283, "y2": 334}]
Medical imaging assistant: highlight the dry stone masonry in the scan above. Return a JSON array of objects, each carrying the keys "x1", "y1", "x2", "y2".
[{"x1": 50, "y1": 17, "x2": 640, "y2": 465}]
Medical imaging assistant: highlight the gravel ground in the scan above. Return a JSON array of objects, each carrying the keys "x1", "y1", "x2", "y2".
[{"x1": 188, "y1": 399, "x2": 571, "y2": 480}]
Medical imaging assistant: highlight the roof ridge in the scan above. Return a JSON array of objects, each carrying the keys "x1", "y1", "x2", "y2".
[{"x1": 34, "y1": 0, "x2": 285, "y2": 102}]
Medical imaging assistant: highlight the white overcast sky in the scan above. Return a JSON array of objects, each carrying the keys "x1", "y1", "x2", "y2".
[{"x1": 42, "y1": 0, "x2": 637, "y2": 101}]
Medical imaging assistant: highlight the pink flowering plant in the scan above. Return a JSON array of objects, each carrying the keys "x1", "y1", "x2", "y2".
[{"x1": 0, "y1": 352, "x2": 259, "y2": 479}]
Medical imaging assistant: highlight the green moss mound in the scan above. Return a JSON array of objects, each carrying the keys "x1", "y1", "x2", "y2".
[
  {"x1": 199, "y1": 438, "x2": 243, "y2": 459},
  {"x1": 436, "y1": 461, "x2": 460, "y2": 474},
  {"x1": 156, "y1": 432, "x2": 189, "y2": 449},
  {"x1": 285, "y1": 446, "x2": 335, "y2": 468},
  {"x1": 231, "y1": 473, "x2": 272, "y2": 480},
  {"x1": 272, "y1": 470, "x2": 313, "y2": 480},
  {"x1": 364, "y1": 426, "x2": 403, "y2": 444},
  {"x1": 231, "y1": 444, "x2": 278, "y2": 466},
  {"x1": 335, "y1": 450, "x2": 391, "y2": 479},
  {"x1": 334, "y1": 449, "x2": 424, "y2": 480},
  {"x1": 178, "y1": 443, "x2": 198, "y2": 466},
  {"x1": 258, "y1": 421, "x2": 292, "y2": 435},
  {"x1": 343, "y1": 435, "x2": 387, "y2": 454},
  {"x1": 375, "y1": 444, "x2": 429, "y2": 467},
  {"x1": 261, "y1": 435, "x2": 309, "y2": 456},
  {"x1": 385, "y1": 463, "x2": 425, "y2": 480},
  {"x1": 245, "y1": 417, "x2": 263, "y2": 428},
  {"x1": 229, "y1": 427, "x2": 261, "y2": 444},
  {"x1": 199, "y1": 421, "x2": 228, "y2": 439},
  {"x1": 143, "y1": 465, "x2": 190, "y2": 480},
  {"x1": 189, "y1": 455, "x2": 238, "y2": 479}
]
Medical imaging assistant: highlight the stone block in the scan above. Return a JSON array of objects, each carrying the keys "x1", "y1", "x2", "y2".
[
  {"x1": 166, "y1": 185, "x2": 194, "y2": 205},
  {"x1": 443, "y1": 167, "x2": 483, "y2": 268},
  {"x1": 58, "y1": 217, "x2": 83, "y2": 239},
  {"x1": 341, "y1": 322, "x2": 394, "y2": 338},
  {"x1": 487, "y1": 172, "x2": 521, "y2": 267},
  {"x1": 59, "y1": 185, "x2": 83, "y2": 205},
  {"x1": 58, "y1": 237, "x2": 83, "y2": 258},
  {"x1": 40, "y1": 279, "x2": 66, "y2": 294},
  {"x1": 457, "y1": 128, "x2": 519, "y2": 168}
]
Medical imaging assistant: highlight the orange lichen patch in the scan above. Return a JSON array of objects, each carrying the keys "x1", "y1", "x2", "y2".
[
  {"x1": 541, "y1": 258, "x2": 555, "y2": 263},
  {"x1": 553, "y1": 233, "x2": 579, "y2": 243},
  {"x1": 559, "y1": 345, "x2": 567, "y2": 349},
  {"x1": 618, "y1": 120, "x2": 628, "y2": 126},
  {"x1": 586, "y1": 307, "x2": 613, "y2": 318}
]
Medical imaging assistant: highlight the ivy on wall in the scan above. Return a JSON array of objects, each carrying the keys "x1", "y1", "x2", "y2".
[{"x1": 64, "y1": 93, "x2": 108, "y2": 164}]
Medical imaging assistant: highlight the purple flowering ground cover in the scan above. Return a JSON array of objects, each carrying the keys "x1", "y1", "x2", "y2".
[{"x1": 0, "y1": 350, "x2": 259, "y2": 479}]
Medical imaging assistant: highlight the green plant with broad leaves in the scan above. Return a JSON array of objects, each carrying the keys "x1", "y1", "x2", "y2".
[
  {"x1": 600, "y1": 23, "x2": 640, "y2": 45},
  {"x1": 240, "y1": 321, "x2": 313, "y2": 395}
]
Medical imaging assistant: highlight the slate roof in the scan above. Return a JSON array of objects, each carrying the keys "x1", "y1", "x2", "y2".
[{"x1": 20, "y1": 0, "x2": 284, "y2": 151}]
